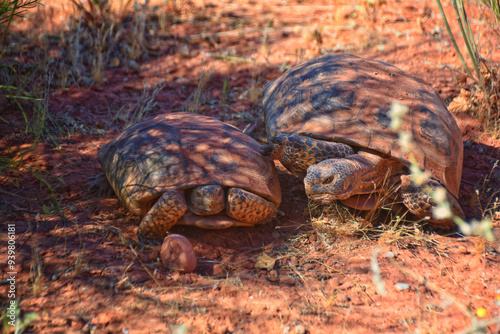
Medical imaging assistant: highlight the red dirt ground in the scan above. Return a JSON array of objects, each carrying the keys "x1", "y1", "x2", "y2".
[{"x1": 1, "y1": 0, "x2": 500, "y2": 333}]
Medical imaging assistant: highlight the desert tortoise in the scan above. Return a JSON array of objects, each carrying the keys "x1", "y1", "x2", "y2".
[
  {"x1": 262, "y1": 54, "x2": 463, "y2": 227},
  {"x1": 98, "y1": 113, "x2": 282, "y2": 243}
]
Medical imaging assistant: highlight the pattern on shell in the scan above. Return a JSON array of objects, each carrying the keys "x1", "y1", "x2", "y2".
[
  {"x1": 98, "y1": 113, "x2": 281, "y2": 216},
  {"x1": 263, "y1": 54, "x2": 463, "y2": 198}
]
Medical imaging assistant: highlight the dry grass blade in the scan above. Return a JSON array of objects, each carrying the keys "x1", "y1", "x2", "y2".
[
  {"x1": 183, "y1": 66, "x2": 214, "y2": 113},
  {"x1": 112, "y1": 84, "x2": 164, "y2": 128},
  {"x1": 128, "y1": 245, "x2": 161, "y2": 287}
]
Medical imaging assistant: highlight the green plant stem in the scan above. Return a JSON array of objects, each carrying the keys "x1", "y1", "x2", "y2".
[
  {"x1": 435, "y1": 0, "x2": 474, "y2": 78},
  {"x1": 0, "y1": 0, "x2": 19, "y2": 46},
  {"x1": 453, "y1": 0, "x2": 483, "y2": 86}
]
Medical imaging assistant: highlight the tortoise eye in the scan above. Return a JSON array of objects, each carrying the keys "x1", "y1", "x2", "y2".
[{"x1": 323, "y1": 176, "x2": 335, "y2": 184}]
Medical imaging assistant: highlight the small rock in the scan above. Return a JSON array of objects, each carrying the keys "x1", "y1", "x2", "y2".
[
  {"x1": 294, "y1": 324, "x2": 306, "y2": 334},
  {"x1": 385, "y1": 251, "x2": 395, "y2": 258},
  {"x1": 290, "y1": 256, "x2": 299, "y2": 266},
  {"x1": 160, "y1": 234, "x2": 197, "y2": 273},
  {"x1": 268, "y1": 269, "x2": 279, "y2": 282},
  {"x1": 128, "y1": 60, "x2": 138, "y2": 70},
  {"x1": 395, "y1": 282, "x2": 411, "y2": 291},
  {"x1": 272, "y1": 231, "x2": 281, "y2": 239}
]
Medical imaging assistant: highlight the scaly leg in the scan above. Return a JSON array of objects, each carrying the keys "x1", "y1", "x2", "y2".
[
  {"x1": 261, "y1": 133, "x2": 354, "y2": 178},
  {"x1": 137, "y1": 190, "x2": 187, "y2": 244},
  {"x1": 400, "y1": 175, "x2": 464, "y2": 229},
  {"x1": 226, "y1": 188, "x2": 278, "y2": 225}
]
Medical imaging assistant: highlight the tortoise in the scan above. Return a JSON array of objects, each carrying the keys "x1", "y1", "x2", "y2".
[
  {"x1": 261, "y1": 54, "x2": 464, "y2": 227},
  {"x1": 98, "y1": 112, "x2": 282, "y2": 243}
]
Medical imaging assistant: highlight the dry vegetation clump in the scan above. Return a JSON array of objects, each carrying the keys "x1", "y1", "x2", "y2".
[
  {"x1": 2, "y1": 0, "x2": 186, "y2": 90},
  {"x1": 439, "y1": 0, "x2": 500, "y2": 135},
  {"x1": 448, "y1": 60, "x2": 500, "y2": 135},
  {"x1": 304, "y1": 199, "x2": 442, "y2": 252}
]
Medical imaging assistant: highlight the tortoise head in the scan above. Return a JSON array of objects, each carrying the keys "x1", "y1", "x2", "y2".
[
  {"x1": 304, "y1": 159, "x2": 354, "y2": 204},
  {"x1": 304, "y1": 153, "x2": 386, "y2": 205}
]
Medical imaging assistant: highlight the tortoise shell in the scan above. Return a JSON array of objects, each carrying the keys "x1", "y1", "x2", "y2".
[
  {"x1": 263, "y1": 54, "x2": 463, "y2": 198},
  {"x1": 98, "y1": 113, "x2": 282, "y2": 217}
]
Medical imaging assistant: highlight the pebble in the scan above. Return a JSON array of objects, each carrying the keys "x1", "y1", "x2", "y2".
[
  {"x1": 385, "y1": 251, "x2": 395, "y2": 258},
  {"x1": 294, "y1": 324, "x2": 306, "y2": 334},
  {"x1": 160, "y1": 234, "x2": 197, "y2": 273},
  {"x1": 395, "y1": 282, "x2": 411, "y2": 291},
  {"x1": 268, "y1": 269, "x2": 279, "y2": 282},
  {"x1": 128, "y1": 60, "x2": 138, "y2": 70}
]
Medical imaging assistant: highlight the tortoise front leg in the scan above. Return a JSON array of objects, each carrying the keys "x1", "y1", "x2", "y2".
[
  {"x1": 400, "y1": 175, "x2": 464, "y2": 229},
  {"x1": 261, "y1": 133, "x2": 354, "y2": 178},
  {"x1": 137, "y1": 190, "x2": 188, "y2": 244}
]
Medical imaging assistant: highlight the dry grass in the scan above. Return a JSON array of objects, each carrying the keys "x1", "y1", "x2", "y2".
[
  {"x1": 183, "y1": 65, "x2": 214, "y2": 113},
  {"x1": 449, "y1": 64, "x2": 500, "y2": 136},
  {"x1": 112, "y1": 84, "x2": 164, "y2": 128},
  {"x1": 304, "y1": 197, "x2": 440, "y2": 252},
  {"x1": 70, "y1": 249, "x2": 89, "y2": 278},
  {"x1": 30, "y1": 240, "x2": 44, "y2": 297}
]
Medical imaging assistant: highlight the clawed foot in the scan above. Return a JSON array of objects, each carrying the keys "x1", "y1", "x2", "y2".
[{"x1": 260, "y1": 138, "x2": 280, "y2": 158}]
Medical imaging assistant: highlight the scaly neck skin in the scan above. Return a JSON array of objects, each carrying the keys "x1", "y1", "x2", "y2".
[{"x1": 304, "y1": 152, "x2": 401, "y2": 204}]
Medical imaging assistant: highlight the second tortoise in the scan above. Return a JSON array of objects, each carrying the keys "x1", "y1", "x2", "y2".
[{"x1": 262, "y1": 54, "x2": 464, "y2": 227}]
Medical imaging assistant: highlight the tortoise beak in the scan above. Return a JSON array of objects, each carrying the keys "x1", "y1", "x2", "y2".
[
  {"x1": 306, "y1": 184, "x2": 330, "y2": 195},
  {"x1": 308, "y1": 193, "x2": 337, "y2": 204},
  {"x1": 306, "y1": 184, "x2": 338, "y2": 204}
]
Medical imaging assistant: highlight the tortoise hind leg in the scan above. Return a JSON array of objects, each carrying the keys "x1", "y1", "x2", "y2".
[
  {"x1": 137, "y1": 190, "x2": 188, "y2": 244},
  {"x1": 226, "y1": 188, "x2": 278, "y2": 225},
  {"x1": 261, "y1": 133, "x2": 354, "y2": 179},
  {"x1": 400, "y1": 175, "x2": 464, "y2": 229}
]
